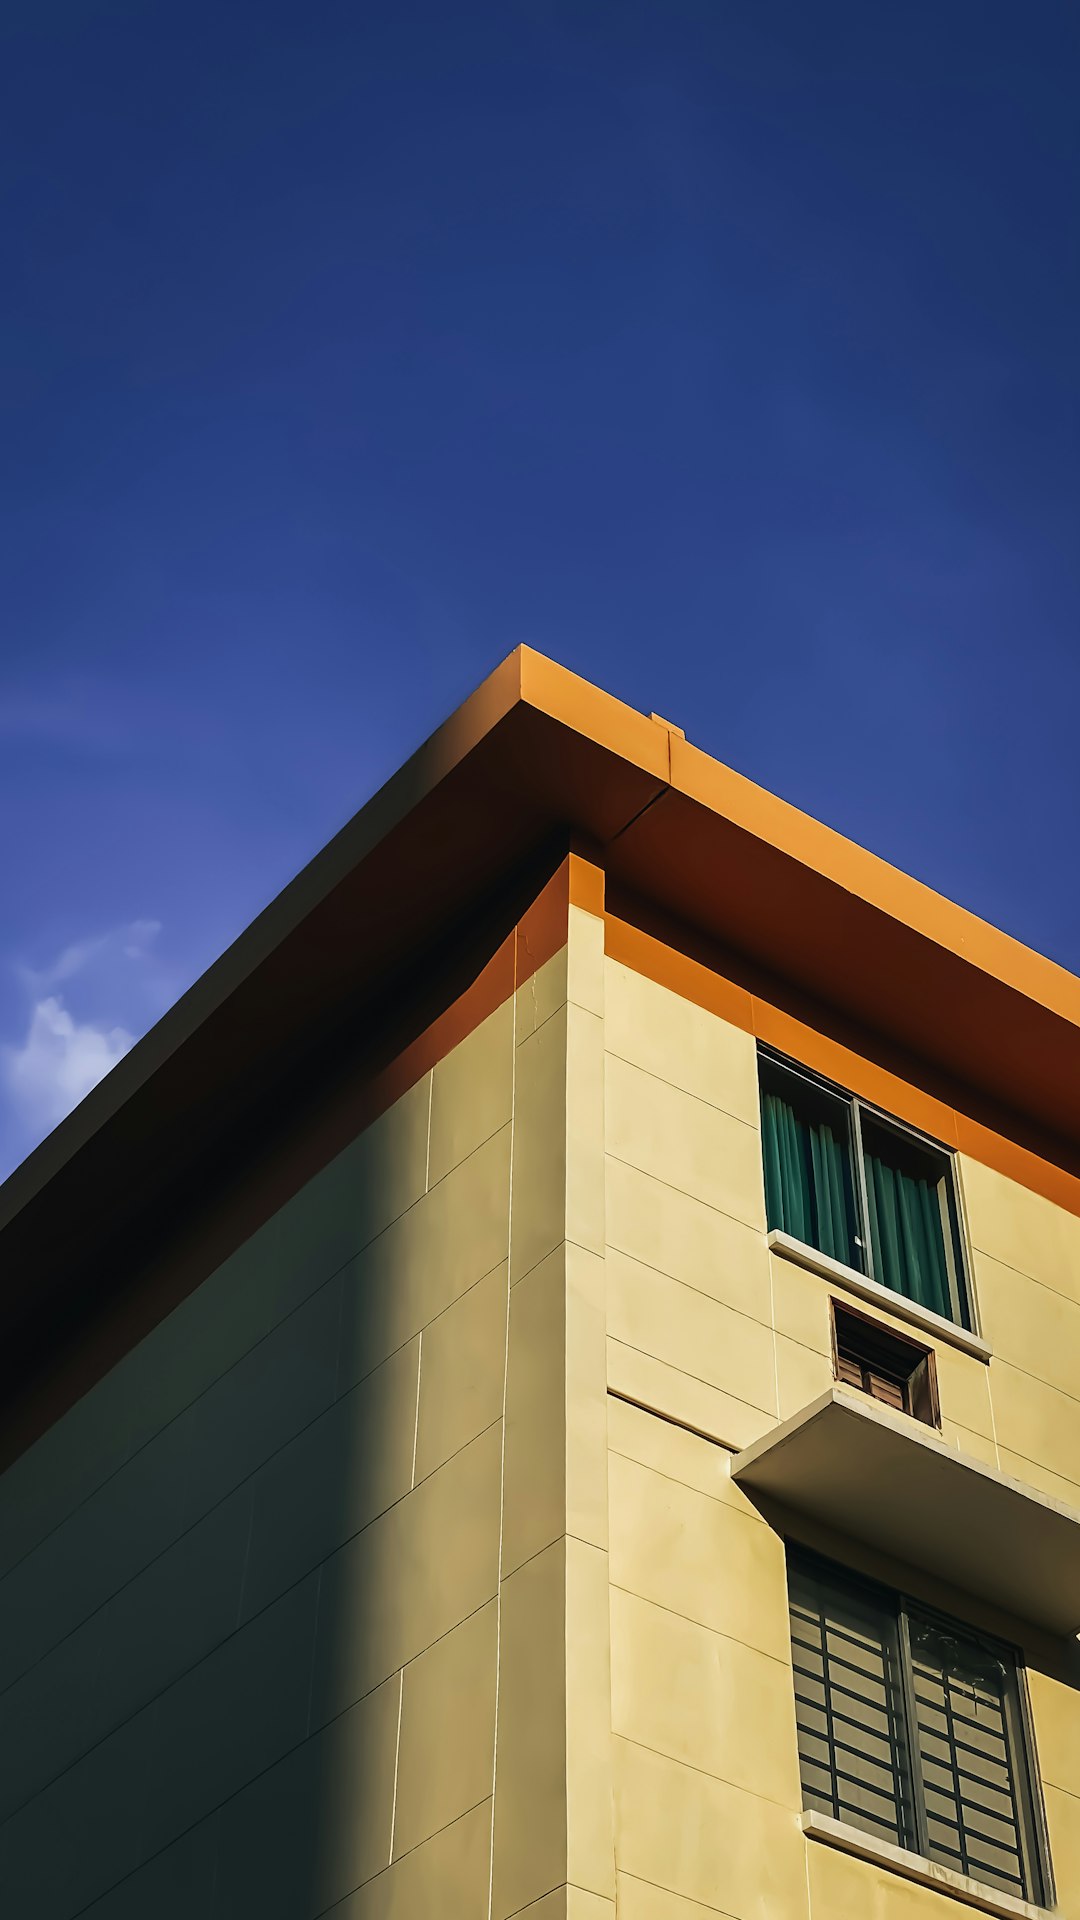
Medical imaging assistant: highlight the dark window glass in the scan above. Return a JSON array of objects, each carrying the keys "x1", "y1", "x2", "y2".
[
  {"x1": 787, "y1": 1551, "x2": 1048, "y2": 1904},
  {"x1": 759, "y1": 1049, "x2": 971, "y2": 1329},
  {"x1": 760, "y1": 1061, "x2": 861, "y2": 1272}
]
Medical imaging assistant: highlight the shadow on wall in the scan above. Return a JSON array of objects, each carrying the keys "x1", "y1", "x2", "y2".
[{"x1": 0, "y1": 870, "x2": 538, "y2": 1918}]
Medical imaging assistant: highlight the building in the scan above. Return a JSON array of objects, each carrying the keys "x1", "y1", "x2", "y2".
[{"x1": 1, "y1": 647, "x2": 1079, "y2": 1920}]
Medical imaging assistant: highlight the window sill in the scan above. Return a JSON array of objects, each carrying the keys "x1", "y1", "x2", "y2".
[
  {"x1": 768, "y1": 1229, "x2": 992, "y2": 1362},
  {"x1": 801, "y1": 1813, "x2": 1052, "y2": 1920}
]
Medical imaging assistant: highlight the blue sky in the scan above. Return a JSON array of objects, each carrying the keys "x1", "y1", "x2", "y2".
[{"x1": 1, "y1": 1, "x2": 1078, "y2": 1179}]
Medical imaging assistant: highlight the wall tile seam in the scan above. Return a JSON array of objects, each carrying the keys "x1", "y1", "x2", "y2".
[
  {"x1": 606, "y1": 1334, "x2": 776, "y2": 1420},
  {"x1": 606, "y1": 1391, "x2": 745, "y2": 1460},
  {"x1": 606, "y1": 1154, "x2": 767, "y2": 1232},
  {"x1": 610, "y1": 1581, "x2": 793, "y2": 1671},
  {"x1": 8, "y1": 1590, "x2": 502, "y2": 1876},
  {"x1": 500, "y1": 1881, "x2": 613, "y2": 1919},
  {"x1": 487, "y1": 978, "x2": 517, "y2": 1920},
  {"x1": 614, "y1": 1866, "x2": 741, "y2": 1919},
  {"x1": 0, "y1": 1422, "x2": 505, "y2": 1808},
  {"x1": 607, "y1": 1059, "x2": 757, "y2": 1128},
  {"x1": 0, "y1": 1263, "x2": 348, "y2": 1599},
  {"x1": 607, "y1": 1251, "x2": 772, "y2": 1359},
  {"x1": 603, "y1": 1044, "x2": 760, "y2": 1131},
  {"x1": 0, "y1": 1330, "x2": 443, "y2": 1706},
  {"x1": 1, "y1": 1105, "x2": 508, "y2": 1579},
  {"x1": 604, "y1": 1150, "x2": 764, "y2": 1234},
  {"x1": 989, "y1": 1353, "x2": 1080, "y2": 1418},
  {"x1": 969, "y1": 1244, "x2": 1080, "y2": 1314},
  {"x1": 2, "y1": 1250, "x2": 512, "y2": 1685},
  {"x1": 508, "y1": 1234, "x2": 604, "y2": 1294},
  {"x1": 612, "y1": 1731, "x2": 802, "y2": 1816},
  {"x1": 427, "y1": 1113, "x2": 518, "y2": 1192},
  {"x1": 305, "y1": 1792, "x2": 496, "y2": 1920},
  {"x1": 515, "y1": 999, "x2": 571, "y2": 1050},
  {"x1": 606, "y1": 1451, "x2": 767, "y2": 1527}
]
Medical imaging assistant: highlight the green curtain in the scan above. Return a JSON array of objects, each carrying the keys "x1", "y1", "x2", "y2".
[
  {"x1": 761, "y1": 1090, "x2": 857, "y2": 1268},
  {"x1": 863, "y1": 1149, "x2": 951, "y2": 1317}
]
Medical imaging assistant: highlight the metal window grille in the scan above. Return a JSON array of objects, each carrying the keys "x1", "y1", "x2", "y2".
[{"x1": 788, "y1": 1550, "x2": 1048, "y2": 1905}]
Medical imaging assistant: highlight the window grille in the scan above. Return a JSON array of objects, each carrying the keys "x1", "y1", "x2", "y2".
[{"x1": 787, "y1": 1550, "x2": 1048, "y2": 1904}]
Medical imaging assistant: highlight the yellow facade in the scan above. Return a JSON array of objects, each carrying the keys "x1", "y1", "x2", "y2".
[{"x1": 2, "y1": 712, "x2": 1079, "y2": 1918}]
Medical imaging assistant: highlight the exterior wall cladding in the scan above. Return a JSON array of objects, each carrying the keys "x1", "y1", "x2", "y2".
[{"x1": 2, "y1": 675, "x2": 1080, "y2": 1920}]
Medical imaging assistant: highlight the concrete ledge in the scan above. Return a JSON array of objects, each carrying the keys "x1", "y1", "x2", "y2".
[
  {"x1": 733, "y1": 1386, "x2": 1080, "y2": 1636},
  {"x1": 801, "y1": 1811, "x2": 1053, "y2": 1920},
  {"x1": 767, "y1": 1230, "x2": 993, "y2": 1362}
]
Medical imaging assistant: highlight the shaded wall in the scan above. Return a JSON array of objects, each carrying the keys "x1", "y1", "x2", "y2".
[{"x1": 0, "y1": 889, "x2": 569, "y2": 1917}]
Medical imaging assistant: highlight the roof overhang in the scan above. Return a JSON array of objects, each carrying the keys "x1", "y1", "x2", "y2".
[
  {"x1": 2, "y1": 647, "x2": 1080, "y2": 1367},
  {"x1": 732, "y1": 1387, "x2": 1080, "y2": 1637}
]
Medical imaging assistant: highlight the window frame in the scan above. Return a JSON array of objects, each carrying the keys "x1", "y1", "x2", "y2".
[
  {"x1": 830, "y1": 1299, "x2": 941, "y2": 1429},
  {"x1": 758, "y1": 1045, "x2": 973, "y2": 1331},
  {"x1": 786, "y1": 1546, "x2": 1053, "y2": 1908}
]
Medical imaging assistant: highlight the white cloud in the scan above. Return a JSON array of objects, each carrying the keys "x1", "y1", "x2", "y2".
[
  {"x1": 19, "y1": 918, "x2": 162, "y2": 994},
  {"x1": 2, "y1": 996, "x2": 134, "y2": 1131}
]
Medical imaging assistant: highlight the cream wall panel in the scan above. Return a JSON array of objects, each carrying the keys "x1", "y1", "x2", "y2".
[
  {"x1": 605, "y1": 956, "x2": 759, "y2": 1123},
  {"x1": 308, "y1": 1421, "x2": 502, "y2": 1729},
  {"x1": 610, "y1": 1587, "x2": 801, "y2": 1808},
  {"x1": 606, "y1": 1395, "x2": 751, "y2": 1514},
  {"x1": 517, "y1": 943, "x2": 569, "y2": 1041},
  {"x1": 0, "y1": 1069, "x2": 432, "y2": 1586},
  {"x1": 960, "y1": 1155, "x2": 1080, "y2": 1310},
  {"x1": 608, "y1": 1450, "x2": 790, "y2": 1662},
  {"x1": 0, "y1": 1480, "x2": 252, "y2": 1825},
  {"x1": 491, "y1": 1539, "x2": 568, "y2": 1920},
  {"x1": 567, "y1": 901, "x2": 605, "y2": 1015},
  {"x1": 337, "y1": 1121, "x2": 511, "y2": 1397},
  {"x1": 511, "y1": 1004, "x2": 569, "y2": 1283},
  {"x1": 616, "y1": 1874, "x2": 739, "y2": 1920},
  {"x1": 76, "y1": 1819, "x2": 219, "y2": 1920},
  {"x1": 805, "y1": 1833, "x2": 1005, "y2": 1920},
  {"x1": 607, "y1": 1157, "x2": 771, "y2": 1325},
  {"x1": 241, "y1": 1332, "x2": 421, "y2": 1622},
  {"x1": 428, "y1": 996, "x2": 515, "y2": 1187},
  {"x1": 392, "y1": 1599, "x2": 498, "y2": 1860},
  {"x1": 211, "y1": 1670, "x2": 401, "y2": 1920},
  {"x1": 612, "y1": 1736, "x2": 809, "y2": 1920},
  {"x1": 0, "y1": 1270, "x2": 344, "y2": 1694},
  {"x1": 502, "y1": 1247, "x2": 566, "y2": 1579},
  {"x1": 997, "y1": 1446, "x2": 1080, "y2": 1508},
  {"x1": 0, "y1": 997, "x2": 520, "y2": 1920},
  {"x1": 938, "y1": 1418, "x2": 999, "y2": 1469},
  {"x1": 775, "y1": 1331, "x2": 832, "y2": 1421},
  {"x1": 607, "y1": 1339, "x2": 773, "y2": 1453},
  {"x1": 1044, "y1": 1782, "x2": 1079, "y2": 1918},
  {"x1": 0, "y1": 1572, "x2": 321, "y2": 1920},
  {"x1": 975, "y1": 1250, "x2": 1080, "y2": 1404},
  {"x1": 1028, "y1": 1664, "x2": 1080, "y2": 1804},
  {"x1": 991, "y1": 1362, "x2": 1080, "y2": 1491},
  {"x1": 608, "y1": 1249, "x2": 777, "y2": 1419},
  {"x1": 607, "y1": 1054, "x2": 766, "y2": 1229},
  {"x1": 566, "y1": 1001, "x2": 605, "y2": 1258},
  {"x1": 330, "y1": 1798, "x2": 492, "y2": 1918},
  {"x1": 413, "y1": 1264, "x2": 507, "y2": 1483},
  {"x1": 565, "y1": 1536, "x2": 617, "y2": 1901}
]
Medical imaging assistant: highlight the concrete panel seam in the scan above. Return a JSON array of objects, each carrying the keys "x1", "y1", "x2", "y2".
[
  {"x1": 608, "y1": 1581, "x2": 791, "y2": 1671},
  {"x1": 607, "y1": 1334, "x2": 775, "y2": 1420}
]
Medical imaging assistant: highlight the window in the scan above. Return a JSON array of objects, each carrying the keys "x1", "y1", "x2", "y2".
[
  {"x1": 759, "y1": 1048, "x2": 970, "y2": 1327},
  {"x1": 788, "y1": 1549, "x2": 1049, "y2": 1905},
  {"x1": 832, "y1": 1302, "x2": 938, "y2": 1427}
]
